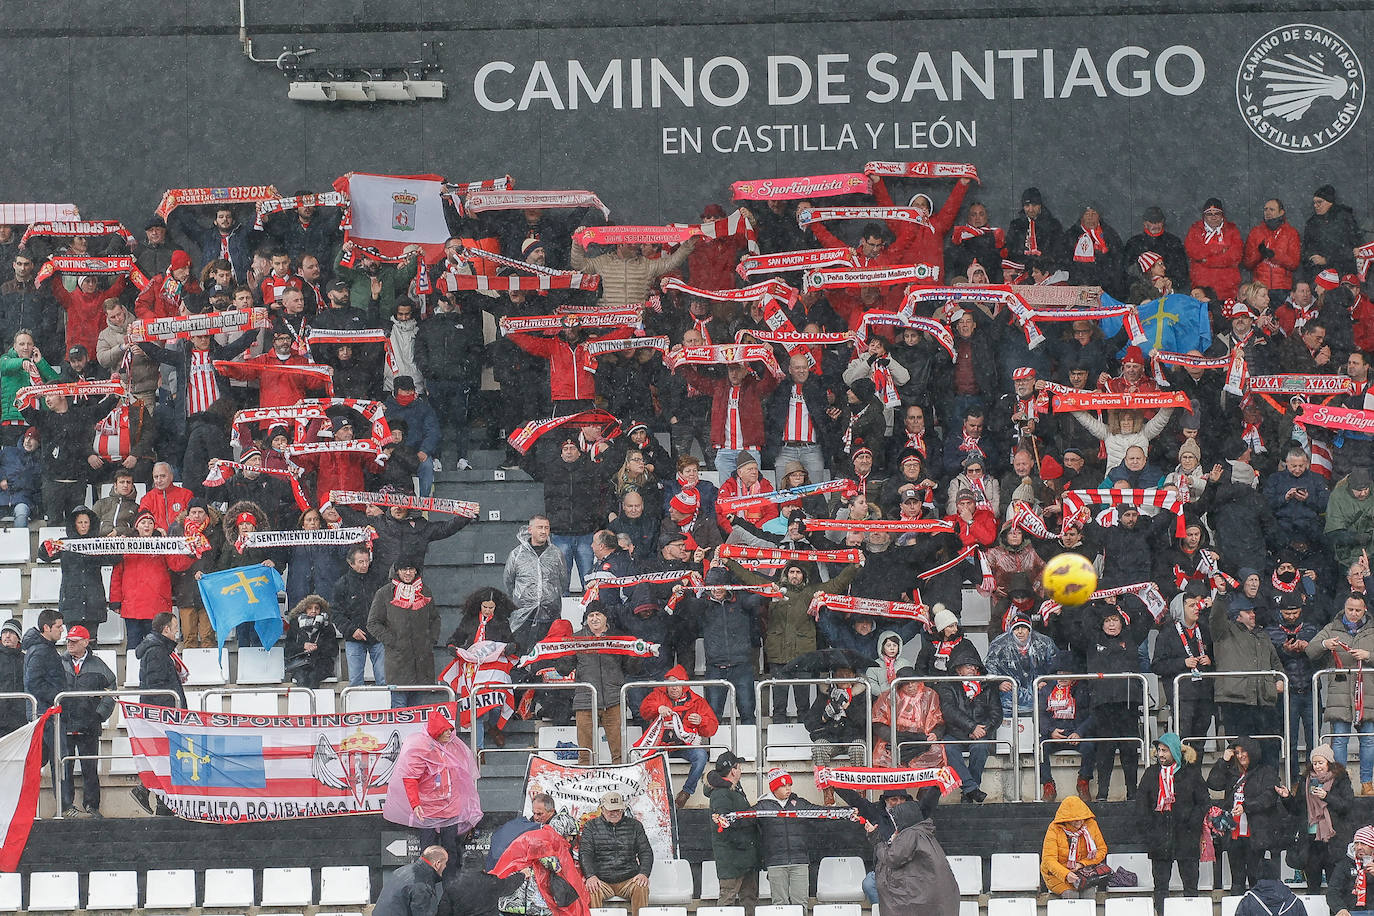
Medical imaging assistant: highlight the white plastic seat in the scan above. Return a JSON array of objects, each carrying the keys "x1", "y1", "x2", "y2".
[
  {"x1": 1106, "y1": 899, "x2": 1155, "y2": 916},
  {"x1": 236, "y1": 646, "x2": 285, "y2": 684},
  {"x1": 640, "y1": 908, "x2": 688, "y2": 916},
  {"x1": 108, "y1": 734, "x2": 138, "y2": 775},
  {"x1": 0, "y1": 568, "x2": 20, "y2": 604},
  {"x1": 990, "y1": 852, "x2": 1041, "y2": 892},
  {"x1": 182, "y1": 647, "x2": 229, "y2": 686},
  {"x1": 813, "y1": 906, "x2": 862, "y2": 916},
  {"x1": 144, "y1": 869, "x2": 196, "y2": 909},
  {"x1": 816, "y1": 856, "x2": 866, "y2": 902},
  {"x1": 561, "y1": 595, "x2": 583, "y2": 624},
  {"x1": 1106, "y1": 852, "x2": 1153, "y2": 890},
  {"x1": 261, "y1": 866, "x2": 314, "y2": 906},
  {"x1": 86, "y1": 870, "x2": 139, "y2": 909},
  {"x1": 763, "y1": 722, "x2": 813, "y2": 761},
  {"x1": 591, "y1": 909, "x2": 629, "y2": 916},
  {"x1": 1219, "y1": 898, "x2": 1242, "y2": 916},
  {"x1": 28, "y1": 567, "x2": 61, "y2": 603},
  {"x1": 123, "y1": 650, "x2": 142, "y2": 688},
  {"x1": 961, "y1": 588, "x2": 993, "y2": 626},
  {"x1": 960, "y1": 902, "x2": 978, "y2": 916},
  {"x1": 648, "y1": 859, "x2": 693, "y2": 905},
  {"x1": 229, "y1": 691, "x2": 280, "y2": 715},
  {"x1": 948, "y1": 855, "x2": 983, "y2": 896},
  {"x1": 756, "y1": 906, "x2": 804, "y2": 916},
  {"x1": 202, "y1": 867, "x2": 255, "y2": 908},
  {"x1": 987, "y1": 899, "x2": 1037, "y2": 916},
  {"x1": 1163, "y1": 898, "x2": 1213, "y2": 916},
  {"x1": 1047, "y1": 901, "x2": 1097, "y2": 916},
  {"x1": 96, "y1": 609, "x2": 125, "y2": 645},
  {"x1": 288, "y1": 687, "x2": 336, "y2": 715},
  {"x1": 27, "y1": 872, "x2": 79, "y2": 912},
  {"x1": 698, "y1": 908, "x2": 745, "y2": 916},
  {"x1": 698, "y1": 860, "x2": 721, "y2": 900},
  {"x1": 758, "y1": 869, "x2": 771, "y2": 899},
  {"x1": 1299, "y1": 896, "x2": 1331, "y2": 916},
  {"x1": 342, "y1": 687, "x2": 391, "y2": 712},
  {"x1": 36, "y1": 526, "x2": 65, "y2": 543},
  {"x1": 320, "y1": 865, "x2": 371, "y2": 906},
  {"x1": 1168, "y1": 859, "x2": 1215, "y2": 891},
  {"x1": 965, "y1": 631, "x2": 990, "y2": 657},
  {"x1": 0, "y1": 529, "x2": 30, "y2": 563},
  {"x1": 0, "y1": 873, "x2": 19, "y2": 911}
]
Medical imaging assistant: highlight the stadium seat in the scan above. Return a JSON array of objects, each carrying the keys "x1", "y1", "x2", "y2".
[
  {"x1": 93, "y1": 647, "x2": 118, "y2": 680},
  {"x1": 1106, "y1": 852, "x2": 1153, "y2": 890},
  {"x1": 640, "y1": 908, "x2": 688, "y2": 916},
  {"x1": 36, "y1": 525, "x2": 65, "y2": 543},
  {"x1": 108, "y1": 734, "x2": 137, "y2": 775},
  {"x1": 561, "y1": 596, "x2": 583, "y2": 624},
  {"x1": 1220, "y1": 897, "x2": 1242, "y2": 916},
  {"x1": 144, "y1": 869, "x2": 196, "y2": 909},
  {"x1": 21, "y1": 606, "x2": 40, "y2": 631},
  {"x1": 123, "y1": 651, "x2": 141, "y2": 688},
  {"x1": 756, "y1": 906, "x2": 803, "y2": 916},
  {"x1": 961, "y1": 588, "x2": 993, "y2": 626},
  {"x1": 96, "y1": 609, "x2": 125, "y2": 645},
  {"x1": 229, "y1": 691, "x2": 280, "y2": 715},
  {"x1": 763, "y1": 722, "x2": 814, "y2": 762},
  {"x1": 960, "y1": 902, "x2": 978, "y2": 916},
  {"x1": 1047, "y1": 900, "x2": 1096, "y2": 916},
  {"x1": 261, "y1": 866, "x2": 314, "y2": 906},
  {"x1": 0, "y1": 568, "x2": 20, "y2": 604},
  {"x1": 989, "y1": 852, "x2": 1041, "y2": 892},
  {"x1": 86, "y1": 870, "x2": 139, "y2": 909},
  {"x1": 341, "y1": 687, "x2": 391, "y2": 712},
  {"x1": 965, "y1": 631, "x2": 990, "y2": 657},
  {"x1": 0, "y1": 873, "x2": 19, "y2": 911},
  {"x1": 320, "y1": 866, "x2": 371, "y2": 906},
  {"x1": 699, "y1": 861, "x2": 721, "y2": 899},
  {"x1": 288, "y1": 688, "x2": 335, "y2": 715},
  {"x1": 698, "y1": 908, "x2": 744, "y2": 916},
  {"x1": 987, "y1": 898, "x2": 1038, "y2": 916},
  {"x1": 813, "y1": 906, "x2": 862, "y2": 916},
  {"x1": 591, "y1": 909, "x2": 629, "y2": 916},
  {"x1": 0, "y1": 529, "x2": 30, "y2": 563},
  {"x1": 948, "y1": 855, "x2": 984, "y2": 896},
  {"x1": 648, "y1": 859, "x2": 693, "y2": 905},
  {"x1": 1106, "y1": 900, "x2": 1152, "y2": 916},
  {"x1": 236, "y1": 646, "x2": 285, "y2": 684},
  {"x1": 202, "y1": 868, "x2": 254, "y2": 907},
  {"x1": 758, "y1": 869, "x2": 771, "y2": 899},
  {"x1": 27, "y1": 872, "x2": 78, "y2": 912},
  {"x1": 28, "y1": 567, "x2": 61, "y2": 603},
  {"x1": 1168, "y1": 860, "x2": 1216, "y2": 891},
  {"x1": 1299, "y1": 896, "x2": 1331, "y2": 916},
  {"x1": 1163, "y1": 898, "x2": 1212, "y2": 916},
  {"x1": 182, "y1": 647, "x2": 229, "y2": 686},
  {"x1": 816, "y1": 856, "x2": 866, "y2": 902}
]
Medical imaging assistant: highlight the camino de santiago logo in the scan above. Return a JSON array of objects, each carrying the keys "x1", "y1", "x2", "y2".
[{"x1": 1237, "y1": 24, "x2": 1364, "y2": 152}]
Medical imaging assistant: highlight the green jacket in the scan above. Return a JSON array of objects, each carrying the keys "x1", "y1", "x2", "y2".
[
  {"x1": 0, "y1": 349, "x2": 57, "y2": 423},
  {"x1": 1325, "y1": 478, "x2": 1374, "y2": 571},
  {"x1": 333, "y1": 247, "x2": 420, "y2": 321},
  {"x1": 1208, "y1": 595, "x2": 1282, "y2": 706},
  {"x1": 727, "y1": 559, "x2": 860, "y2": 664},
  {"x1": 705, "y1": 772, "x2": 761, "y2": 878}
]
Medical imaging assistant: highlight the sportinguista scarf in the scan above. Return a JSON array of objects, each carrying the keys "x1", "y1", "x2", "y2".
[
  {"x1": 662, "y1": 277, "x2": 798, "y2": 308},
  {"x1": 130, "y1": 308, "x2": 271, "y2": 343},
  {"x1": 665, "y1": 343, "x2": 783, "y2": 379},
  {"x1": 573, "y1": 225, "x2": 701, "y2": 247},
  {"x1": 1010, "y1": 503, "x2": 1053, "y2": 539},
  {"x1": 507, "y1": 409, "x2": 620, "y2": 455},
  {"x1": 390, "y1": 577, "x2": 431, "y2": 610},
  {"x1": 813, "y1": 764, "x2": 960, "y2": 792},
  {"x1": 329, "y1": 490, "x2": 480, "y2": 519},
  {"x1": 804, "y1": 265, "x2": 939, "y2": 290},
  {"x1": 863, "y1": 161, "x2": 979, "y2": 181},
  {"x1": 1295, "y1": 403, "x2": 1374, "y2": 434},
  {"x1": 14, "y1": 379, "x2": 125, "y2": 411},
  {"x1": 515, "y1": 636, "x2": 661, "y2": 667},
  {"x1": 806, "y1": 593, "x2": 929, "y2": 623},
  {"x1": 1050, "y1": 390, "x2": 1192, "y2": 413},
  {"x1": 737, "y1": 247, "x2": 859, "y2": 278},
  {"x1": 464, "y1": 189, "x2": 610, "y2": 219},
  {"x1": 730, "y1": 173, "x2": 872, "y2": 201},
  {"x1": 155, "y1": 185, "x2": 279, "y2": 219}
]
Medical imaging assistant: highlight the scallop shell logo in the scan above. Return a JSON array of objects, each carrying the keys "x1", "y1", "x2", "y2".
[{"x1": 1237, "y1": 23, "x2": 1364, "y2": 153}]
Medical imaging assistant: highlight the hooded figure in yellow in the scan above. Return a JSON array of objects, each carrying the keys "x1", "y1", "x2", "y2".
[{"x1": 1041, "y1": 796, "x2": 1108, "y2": 896}]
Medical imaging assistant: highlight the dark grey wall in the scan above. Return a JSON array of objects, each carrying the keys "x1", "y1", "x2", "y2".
[{"x1": 3, "y1": 1, "x2": 1373, "y2": 237}]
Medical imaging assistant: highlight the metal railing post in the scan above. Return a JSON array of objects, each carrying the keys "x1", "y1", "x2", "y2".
[
  {"x1": 197, "y1": 685, "x2": 317, "y2": 714},
  {"x1": 887, "y1": 674, "x2": 1023, "y2": 801},
  {"x1": 467, "y1": 682, "x2": 600, "y2": 765},
  {"x1": 1031, "y1": 672, "x2": 1152, "y2": 798},
  {"x1": 754, "y1": 676, "x2": 874, "y2": 789},
  {"x1": 51, "y1": 689, "x2": 181, "y2": 819},
  {"x1": 1172, "y1": 669, "x2": 1291, "y2": 786}
]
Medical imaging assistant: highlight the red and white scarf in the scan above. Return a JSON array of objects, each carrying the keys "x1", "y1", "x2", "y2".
[
  {"x1": 13, "y1": 379, "x2": 125, "y2": 411},
  {"x1": 863, "y1": 160, "x2": 979, "y2": 181},
  {"x1": 813, "y1": 764, "x2": 960, "y2": 793},
  {"x1": 804, "y1": 265, "x2": 939, "y2": 291},
  {"x1": 464, "y1": 189, "x2": 610, "y2": 219},
  {"x1": 1047, "y1": 683, "x2": 1077, "y2": 718},
  {"x1": 154, "y1": 185, "x2": 278, "y2": 219},
  {"x1": 236, "y1": 527, "x2": 374, "y2": 552},
  {"x1": 574, "y1": 225, "x2": 701, "y2": 248},
  {"x1": 803, "y1": 518, "x2": 953, "y2": 535},
  {"x1": 1050, "y1": 390, "x2": 1192, "y2": 414},
  {"x1": 285, "y1": 439, "x2": 382, "y2": 459},
  {"x1": 329, "y1": 489, "x2": 480, "y2": 519},
  {"x1": 717, "y1": 478, "x2": 854, "y2": 514},
  {"x1": 582, "y1": 335, "x2": 670, "y2": 364},
  {"x1": 665, "y1": 343, "x2": 783, "y2": 379},
  {"x1": 499, "y1": 308, "x2": 642, "y2": 334},
  {"x1": 1157, "y1": 763, "x2": 1177, "y2": 811},
  {"x1": 46, "y1": 535, "x2": 209, "y2": 557},
  {"x1": 737, "y1": 247, "x2": 859, "y2": 279},
  {"x1": 714, "y1": 808, "x2": 869, "y2": 831},
  {"x1": 950, "y1": 224, "x2": 1006, "y2": 247},
  {"x1": 441, "y1": 175, "x2": 514, "y2": 214},
  {"x1": 507, "y1": 409, "x2": 620, "y2": 455},
  {"x1": 34, "y1": 255, "x2": 147, "y2": 290},
  {"x1": 1151, "y1": 348, "x2": 1247, "y2": 395},
  {"x1": 1066, "y1": 825, "x2": 1097, "y2": 867},
  {"x1": 515, "y1": 636, "x2": 661, "y2": 667},
  {"x1": 253, "y1": 191, "x2": 348, "y2": 229},
  {"x1": 20, "y1": 220, "x2": 137, "y2": 249},
  {"x1": 390, "y1": 577, "x2": 431, "y2": 610},
  {"x1": 730, "y1": 172, "x2": 872, "y2": 201},
  {"x1": 203, "y1": 461, "x2": 310, "y2": 511},
  {"x1": 917, "y1": 544, "x2": 995, "y2": 592},
  {"x1": 855, "y1": 312, "x2": 957, "y2": 361},
  {"x1": 129, "y1": 308, "x2": 271, "y2": 343},
  {"x1": 634, "y1": 709, "x2": 703, "y2": 751},
  {"x1": 1072, "y1": 227, "x2": 1107, "y2": 262},
  {"x1": 717, "y1": 544, "x2": 863, "y2": 565},
  {"x1": 798, "y1": 206, "x2": 932, "y2": 229},
  {"x1": 676, "y1": 207, "x2": 760, "y2": 255},
  {"x1": 1041, "y1": 582, "x2": 1169, "y2": 623},
  {"x1": 1295, "y1": 403, "x2": 1374, "y2": 435},
  {"x1": 662, "y1": 277, "x2": 798, "y2": 308},
  {"x1": 806, "y1": 593, "x2": 929, "y2": 623},
  {"x1": 1246, "y1": 374, "x2": 1356, "y2": 396},
  {"x1": 1061, "y1": 488, "x2": 1188, "y2": 536}
]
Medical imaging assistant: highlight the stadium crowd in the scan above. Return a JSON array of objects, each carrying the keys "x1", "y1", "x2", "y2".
[{"x1": 5, "y1": 172, "x2": 1374, "y2": 910}]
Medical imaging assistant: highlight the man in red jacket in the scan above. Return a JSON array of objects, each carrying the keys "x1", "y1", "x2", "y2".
[
  {"x1": 47, "y1": 269, "x2": 128, "y2": 356},
  {"x1": 510, "y1": 324, "x2": 633, "y2": 413},
  {"x1": 637, "y1": 664, "x2": 719, "y2": 807},
  {"x1": 135, "y1": 249, "x2": 199, "y2": 319},
  {"x1": 216, "y1": 328, "x2": 332, "y2": 409},
  {"x1": 680, "y1": 354, "x2": 780, "y2": 479},
  {"x1": 1184, "y1": 197, "x2": 1244, "y2": 300},
  {"x1": 1243, "y1": 199, "x2": 1302, "y2": 307},
  {"x1": 138, "y1": 462, "x2": 193, "y2": 532}
]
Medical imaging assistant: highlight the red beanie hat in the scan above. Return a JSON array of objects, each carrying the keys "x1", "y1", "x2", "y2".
[
  {"x1": 1040, "y1": 454, "x2": 1064, "y2": 481},
  {"x1": 670, "y1": 489, "x2": 699, "y2": 516},
  {"x1": 1316, "y1": 269, "x2": 1341, "y2": 291},
  {"x1": 1122, "y1": 345, "x2": 1145, "y2": 366},
  {"x1": 768, "y1": 767, "x2": 792, "y2": 793},
  {"x1": 170, "y1": 249, "x2": 192, "y2": 273}
]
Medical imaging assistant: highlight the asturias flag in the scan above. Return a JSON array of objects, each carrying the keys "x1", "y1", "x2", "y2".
[{"x1": 199, "y1": 564, "x2": 286, "y2": 651}]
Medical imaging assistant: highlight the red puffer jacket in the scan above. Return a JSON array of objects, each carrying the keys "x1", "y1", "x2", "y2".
[{"x1": 109, "y1": 550, "x2": 195, "y2": 620}]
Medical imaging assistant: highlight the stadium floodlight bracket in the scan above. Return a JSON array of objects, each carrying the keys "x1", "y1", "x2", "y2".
[{"x1": 240, "y1": 0, "x2": 446, "y2": 102}]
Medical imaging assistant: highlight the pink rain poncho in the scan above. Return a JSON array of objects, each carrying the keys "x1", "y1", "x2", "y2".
[{"x1": 382, "y1": 708, "x2": 483, "y2": 830}]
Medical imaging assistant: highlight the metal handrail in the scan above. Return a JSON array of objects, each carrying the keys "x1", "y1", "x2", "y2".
[
  {"x1": 197, "y1": 685, "x2": 317, "y2": 714},
  {"x1": 1033, "y1": 672, "x2": 1153, "y2": 794},
  {"x1": 1172, "y1": 669, "x2": 1290, "y2": 786},
  {"x1": 471, "y1": 682, "x2": 600, "y2": 765},
  {"x1": 339, "y1": 684, "x2": 458, "y2": 750},
  {"x1": 1312, "y1": 666, "x2": 1369, "y2": 749},
  {"x1": 888, "y1": 674, "x2": 1022, "y2": 801},
  {"x1": 621, "y1": 679, "x2": 737, "y2": 765},
  {"x1": 51, "y1": 688, "x2": 182, "y2": 819},
  {"x1": 754, "y1": 677, "x2": 873, "y2": 787},
  {"x1": 0, "y1": 691, "x2": 38, "y2": 722}
]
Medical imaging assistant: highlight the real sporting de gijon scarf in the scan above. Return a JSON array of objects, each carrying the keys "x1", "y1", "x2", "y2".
[
  {"x1": 730, "y1": 172, "x2": 872, "y2": 201},
  {"x1": 13, "y1": 379, "x2": 125, "y2": 411},
  {"x1": 129, "y1": 308, "x2": 271, "y2": 342}
]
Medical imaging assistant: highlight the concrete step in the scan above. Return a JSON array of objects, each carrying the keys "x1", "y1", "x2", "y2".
[
  {"x1": 433, "y1": 481, "x2": 543, "y2": 520},
  {"x1": 425, "y1": 523, "x2": 525, "y2": 565},
  {"x1": 434, "y1": 467, "x2": 534, "y2": 484}
]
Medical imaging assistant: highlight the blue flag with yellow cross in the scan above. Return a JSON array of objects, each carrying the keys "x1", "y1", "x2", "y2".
[{"x1": 198, "y1": 564, "x2": 287, "y2": 651}]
